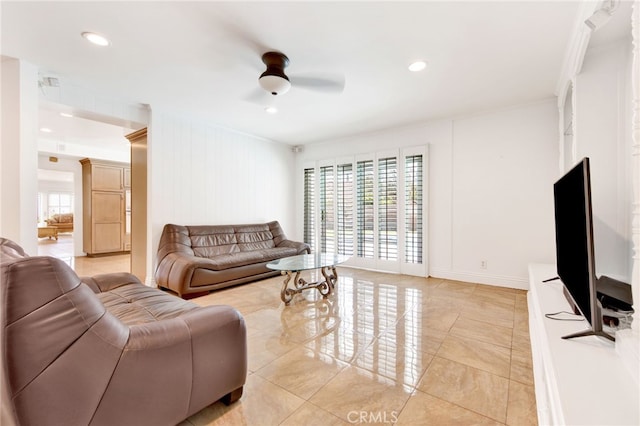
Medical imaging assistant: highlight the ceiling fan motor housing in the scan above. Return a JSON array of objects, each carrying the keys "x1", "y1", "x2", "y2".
[{"x1": 259, "y1": 51, "x2": 291, "y2": 96}]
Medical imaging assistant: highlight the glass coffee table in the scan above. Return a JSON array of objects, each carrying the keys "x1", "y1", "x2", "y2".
[{"x1": 266, "y1": 253, "x2": 350, "y2": 305}]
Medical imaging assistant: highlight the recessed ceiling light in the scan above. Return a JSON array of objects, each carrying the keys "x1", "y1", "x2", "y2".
[
  {"x1": 265, "y1": 106, "x2": 278, "y2": 114},
  {"x1": 59, "y1": 112, "x2": 74, "y2": 118},
  {"x1": 40, "y1": 127, "x2": 53, "y2": 133},
  {"x1": 408, "y1": 61, "x2": 427, "y2": 72},
  {"x1": 81, "y1": 31, "x2": 110, "y2": 46}
]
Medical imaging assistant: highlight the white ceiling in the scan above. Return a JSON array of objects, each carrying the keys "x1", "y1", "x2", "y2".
[{"x1": 0, "y1": 1, "x2": 618, "y2": 145}]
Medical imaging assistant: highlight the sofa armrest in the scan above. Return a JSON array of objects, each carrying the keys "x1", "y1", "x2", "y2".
[
  {"x1": 277, "y1": 239, "x2": 311, "y2": 254},
  {"x1": 155, "y1": 252, "x2": 219, "y2": 291},
  {"x1": 98, "y1": 305, "x2": 247, "y2": 424},
  {"x1": 81, "y1": 272, "x2": 143, "y2": 293}
]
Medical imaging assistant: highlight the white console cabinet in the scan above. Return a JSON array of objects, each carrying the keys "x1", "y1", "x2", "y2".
[{"x1": 528, "y1": 264, "x2": 639, "y2": 425}]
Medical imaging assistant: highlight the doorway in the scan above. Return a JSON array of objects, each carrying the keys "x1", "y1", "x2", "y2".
[
  {"x1": 36, "y1": 102, "x2": 139, "y2": 274},
  {"x1": 37, "y1": 168, "x2": 74, "y2": 259}
]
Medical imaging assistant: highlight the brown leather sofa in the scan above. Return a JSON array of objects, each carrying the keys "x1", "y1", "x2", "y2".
[
  {"x1": 0, "y1": 238, "x2": 247, "y2": 426},
  {"x1": 156, "y1": 221, "x2": 310, "y2": 298}
]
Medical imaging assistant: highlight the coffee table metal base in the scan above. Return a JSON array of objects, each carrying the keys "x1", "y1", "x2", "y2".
[{"x1": 280, "y1": 266, "x2": 338, "y2": 305}]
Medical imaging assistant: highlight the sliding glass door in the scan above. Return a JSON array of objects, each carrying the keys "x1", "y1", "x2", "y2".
[{"x1": 302, "y1": 147, "x2": 427, "y2": 276}]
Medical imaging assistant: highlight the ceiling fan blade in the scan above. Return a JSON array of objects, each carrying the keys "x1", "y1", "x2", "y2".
[
  {"x1": 217, "y1": 19, "x2": 269, "y2": 58},
  {"x1": 289, "y1": 74, "x2": 345, "y2": 94},
  {"x1": 244, "y1": 87, "x2": 272, "y2": 105},
  {"x1": 177, "y1": 4, "x2": 268, "y2": 69}
]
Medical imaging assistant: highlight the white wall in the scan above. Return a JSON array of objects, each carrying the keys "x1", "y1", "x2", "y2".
[
  {"x1": 38, "y1": 138, "x2": 130, "y2": 163},
  {"x1": 1, "y1": 57, "x2": 39, "y2": 254},
  {"x1": 574, "y1": 40, "x2": 633, "y2": 282},
  {"x1": 148, "y1": 109, "x2": 296, "y2": 284},
  {"x1": 451, "y1": 100, "x2": 558, "y2": 288},
  {"x1": 297, "y1": 99, "x2": 559, "y2": 289}
]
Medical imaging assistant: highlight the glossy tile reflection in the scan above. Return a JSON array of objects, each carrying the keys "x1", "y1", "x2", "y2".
[
  {"x1": 66, "y1": 256, "x2": 537, "y2": 426},
  {"x1": 38, "y1": 234, "x2": 130, "y2": 275}
]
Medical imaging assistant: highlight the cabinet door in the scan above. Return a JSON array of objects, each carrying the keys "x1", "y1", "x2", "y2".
[
  {"x1": 92, "y1": 191, "x2": 123, "y2": 253},
  {"x1": 124, "y1": 167, "x2": 131, "y2": 188},
  {"x1": 93, "y1": 223, "x2": 123, "y2": 253},
  {"x1": 124, "y1": 188, "x2": 131, "y2": 251},
  {"x1": 92, "y1": 165, "x2": 123, "y2": 191}
]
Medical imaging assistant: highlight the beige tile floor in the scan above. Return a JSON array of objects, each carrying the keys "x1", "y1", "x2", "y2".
[
  {"x1": 38, "y1": 234, "x2": 131, "y2": 275},
  {"x1": 38, "y1": 236, "x2": 537, "y2": 425}
]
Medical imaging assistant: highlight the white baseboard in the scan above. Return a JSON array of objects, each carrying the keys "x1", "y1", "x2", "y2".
[{"x1": 429, "y1": 267, "x2": 529, "y2": 290}]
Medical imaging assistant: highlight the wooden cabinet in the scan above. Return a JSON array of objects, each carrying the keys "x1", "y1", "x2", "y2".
[
  {"x1": 91, "y1": 164, "x2": 123, "y2": 191},
  {"x1": 124, "y1": 167, "x2": 131, "y2": 188},
  {"x1": 81, "y1": 158, "x2": 131, "y2": 255}
]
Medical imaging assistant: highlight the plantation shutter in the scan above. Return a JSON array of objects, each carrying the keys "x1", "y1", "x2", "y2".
[
  {"x1": 303, "y1": 167, "x2": 316, "y2": 251},
  {"x1": 319, "y1": 165, "x2": 335, "y2": 254},
  {"x1": 356, "y1": 160, "x2": 374, "y2": 258},
  {"x1": 302, "y1": 147, "x2": 425, "y2": 275},
  {"x1": 404, "y1": 155, "x2": 423, "y2": 264},
  {"x1": 337, "y1": 163, "x2": 353, "y2": 255},
  {"x1": 378, "y1": 157, "x2": 398, "y2": 261}
]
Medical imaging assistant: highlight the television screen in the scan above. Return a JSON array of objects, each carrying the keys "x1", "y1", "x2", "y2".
[{"x1": 553, "y1": 158, "x2": 595, "y2": 325}]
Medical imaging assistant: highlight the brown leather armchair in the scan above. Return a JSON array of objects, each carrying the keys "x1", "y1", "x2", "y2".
[{"x1": 1, "y1": 238, "x2": 247, "y2": 426}]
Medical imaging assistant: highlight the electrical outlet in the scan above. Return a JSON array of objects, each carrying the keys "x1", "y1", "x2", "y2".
[{"x1": 480, "y1": 260, "x2": 487, "y2": 269}]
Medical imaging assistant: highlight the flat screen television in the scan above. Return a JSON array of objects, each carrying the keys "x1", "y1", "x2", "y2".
[{"x1": 553, "y1": 157, "x2": 614, "y2": 341}]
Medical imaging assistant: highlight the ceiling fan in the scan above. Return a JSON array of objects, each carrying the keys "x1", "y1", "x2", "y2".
[{"x1": 254, "y1": 51, "x2": 345, "y2": 98}]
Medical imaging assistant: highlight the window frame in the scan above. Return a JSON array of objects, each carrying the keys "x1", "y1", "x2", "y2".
[{"x1": 301, "y1": 146, "x2": 427, "y2": 276}]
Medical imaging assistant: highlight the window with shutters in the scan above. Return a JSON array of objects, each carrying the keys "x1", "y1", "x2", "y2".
[
  {"x1": 378, "y1": 157, "x2": 398, "y2": 261},
  {"x1": 303, "y1": 167, "x2": 316, "y2": 251},
  {"x1": 319, "y1": 165, "x2": 335, "y2": 254},
  {"x1": 356, "y1": 160, "x2": 374, "y2": 258},
  {"x1": 337, "y1": 163, "x2": 353, "y2": 255},
  {"x1": 405, "y1": 155, "x2": 423, "y2": 264},
  {"x1": 302, "y1": 148, "x2": 425, "y2": 274}
]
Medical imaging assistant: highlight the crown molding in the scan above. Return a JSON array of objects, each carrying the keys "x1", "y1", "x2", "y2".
[{"x1": 555, "y1": 1, "x2": 602, "y2": 99}]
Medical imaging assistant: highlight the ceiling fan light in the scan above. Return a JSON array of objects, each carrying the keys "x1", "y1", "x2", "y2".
[
  {"x1": 408, "y1": 61, "x2": 427, "y2": 72},
  {"x1": 81, "y1": 31, "x2": 110, "y2": 46},
  {"x1": 259, "y1": 75, "x2": 291, "y2": 96}
]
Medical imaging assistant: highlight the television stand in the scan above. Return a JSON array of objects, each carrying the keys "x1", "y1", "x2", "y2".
[
  {"x1": 562, "y1": 328, "x2": 615, "y2": 341},
  {"x1": 557, "y1": 286, "x2": 616, "y2": 341},
  {"x1": 528, "y1": 264, "x2": 638, "y2": 425}
]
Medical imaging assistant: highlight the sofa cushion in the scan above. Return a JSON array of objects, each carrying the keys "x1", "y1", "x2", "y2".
[
  {"x1": 205, "y1": 247, "x2": 298, "y2": 271},
  {"x1": 189, "y1": 226, "x2": 240, "y2": 257},
  {"x1": 194, "y1": 242, "x2": 240, "y2": 258},
  {"x1": 97, "y1": 283, "x2": 200, "y2": 326},
  {"x1": 261, "y1": 247, "x2": 299, "y2": 262},
  {"x1": 237, "y1": 230, "x2": 275, "y2": 251}
]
